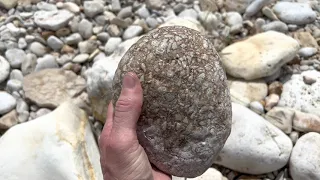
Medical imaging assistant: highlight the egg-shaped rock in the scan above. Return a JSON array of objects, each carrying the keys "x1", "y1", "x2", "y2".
[{"x1": 112, "y1": 26, "x2": 232, "y2": 178}]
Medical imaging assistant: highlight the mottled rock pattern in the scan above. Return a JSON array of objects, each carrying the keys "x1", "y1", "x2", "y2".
[
  {"x1": 23, "y1": 69, "x2": 86, "y2": 108},
  {"x1": 112, "y1": 26, "x2": 232, "y2": 177}
]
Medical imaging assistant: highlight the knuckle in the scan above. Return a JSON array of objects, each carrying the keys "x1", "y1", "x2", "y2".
[{"x1": 115, "y1": 97, "x2": 134, "y2": 113}]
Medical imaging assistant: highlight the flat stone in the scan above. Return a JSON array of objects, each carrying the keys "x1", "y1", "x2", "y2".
[
  {"x1": 23, "y1": 69, "x2": 86, "y2": 108},
  {"x1": 78, "y1": 19, "x2": 93, "y2": 39},
  {"x1": 172, "y1": 168, "x2": 226, "y2": 180},
  {"x1": 293, "y1": 110, "x2": 320, "y2": 133},
  {"x1": 112, "y1": 26, "x2": 231, "y2": 178},
  {"x1": 0, "y1": 56, "x2": 10, "y2": 83},
  {"x1": 265, "y1": 94, "x2": 279, "y2": 111},
  {"x1": 0, "y1": 102, "x2": 103, "y2": 180},
  {"x1": 136, "y1": 5, "x2": 150, "y2": 19},
  {"x1": 0, "y1": 0, "x2": 18, "y2": 9},
  {"x1": 273, "y1": 2, "x2": 316, "y2": 25},
  {"x1": 123, "y1": 25, "x2": 143, "y2": 40},
  {"x1": 215, "y1": 103, "x2": 293, "y2": 174},
  {"x1": 35, "y1": 55, "x2": 59, "y2": 72},
  {"x1": 5, "y1": 48, "x2": 26, "y2": 69},
  {"x1": 117, "y1": 6, "x2": 132, "y2": 19},
  {"x1": 83, "y1": 1, "x2": 104, "y2": 18},
  {"x1": 278, "y1": 70, "x2": 320, "y2": 116},
  {"x1": 47, "y1": 36, "x2": 63, "y2": 51},
  {"x1": 0, "y1": 92, "x2": 16, "y2": 115},
  {"x1": 10, "y1": 70, "x2": 23, "y2": 81},
  {"x1": 29, "y1": 42, "x2": 47, "y2": 57},
  {"x1": 104, "y1": 37, "x2": 122, "y2": 54},
  {"x1": 72, "y1": 54, "x2": 89, "y2": 63},
  {"x1": 265, "y1": 107, "x2": 294, "y2": 134},
  {"x1": 0, "y1": 110, "x2": 18, "y2": 130},
  {"x1": 290, "y1": 132, "x2": 320, "y2": 180},
  {"x1": 222, "y1": 31, "x2": 299, "y2": 80},
  {"x1": 34, "y1": 10, "x2": 74, "y2": 31}
]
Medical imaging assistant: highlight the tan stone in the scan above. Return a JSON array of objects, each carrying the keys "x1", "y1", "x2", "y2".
[
  {"x1": 294, "y1": 32, "x2": 318, "y2": 48},
  {"x1": 23, "y1": 69, "x2": 86, "y2": 108},
  {"x1": 0, "y1": 110, "x2": 18, "y2": 130},
  {"x1": 293, "y1": 111, "x2": 320, "y2": 133}
]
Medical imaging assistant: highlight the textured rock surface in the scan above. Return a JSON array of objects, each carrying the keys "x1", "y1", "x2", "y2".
[
  {"x1": 172, "y1": 168, "x2": 227, "y2": 180},
  {"x1": 0, "y1": 102, "x2": 103, "y2": 180},
  {"x1": 112, "y1": 26, "x2": 232, "y2": 177},
  {"x1": 23, "y1": 69, "x2": 86, "y2": 108}
]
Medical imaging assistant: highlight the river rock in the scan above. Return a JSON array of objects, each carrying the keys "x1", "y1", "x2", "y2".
[
  {"x1": 215, "y1": 103, "x2": 293, "y2": 174},
  {"x1": 265, "y1": 107, "x2": 294, "y2": 134},
  {"x1": 278, "y1": 70, "x2": 320, "y2": 116},
  {"x1": 0, "y1": 56, "x2": 10, "y2": 83},
  {"x1": 112, "y1": 26, "x2": 232, "y2": 177},
  {"x1": 0, "y1": 0, "x2": 18, "y2": 9},
  {"x1": 224, "y1": 0, "x2": 252, "y2": 13},
  {"x1": 159, "y1": 17, "x2": 206, "y2": 34},
  {"x1": 5, "y1": 48, "x2": 26, "y2": 69},
  {"x1": 83, "y1": 1, "x2": 104, "y2": 18},
  {"x1": 273, "y1": 2, "x2": 316, "y2": 25},
  {"x1": 172, "y1": 168, "x2": 226, "y2": 180},
  {"x1": 23, "y1": 69, "x2": 86, "y2": 108},
  {"x1": 221, "y1": 31, "x2": 299, "y2": 80},
  {"x1": 0, "y1": 102, "x2": 103, "y2": 180},
  {"x1": 290, "y1": 132, "x2": 320, "y2": 180},
  {"x1": 293, "y1": 110, "x2": 320, "y2": 133},
  {"x1": 0, "y1": 110, "x2": 18, "y2": 130},
  {"x1": 0, "y1": 92, "x2": 16, "y2": 115},
  {"x1": 34, "y1": 10, "x2": 74, "y2": 31}
]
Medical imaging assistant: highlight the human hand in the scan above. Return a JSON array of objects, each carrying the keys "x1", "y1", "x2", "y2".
[{"x1": 99, "y1": 72, "x2": 172, "y2": 180}]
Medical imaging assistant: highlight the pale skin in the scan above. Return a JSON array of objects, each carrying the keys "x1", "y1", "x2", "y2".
[{"x1": 99, "y1": 72, "x2": 172, "y2": 180}]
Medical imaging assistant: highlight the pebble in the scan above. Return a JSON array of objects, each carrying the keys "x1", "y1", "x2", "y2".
[
  {"x1": 146, "y1": 0, "x2": 164, "y2": 9},
  {"x1": 178, "y1": 9, "x2": 198, "y2": 20},
  {"x1": 18, "y1": 38, "x2": 27, "y2": 49},
  {"x1": 290, "y1": 132, "x2": 320, "y2": 180},
  {"x1": 105, "y1": 37, "x2": 122, "y2": 54},
  {"x1": 293, "y1": 110, "x2": 320, "y2": 133},
  {"x1": 111, "y1": 0, "x2": 121, "y2": 12},
  {"x1": 244, "y1": 0, "x2": 270, "y2": 17},
  {"x1": 173, "y1": 3, "x2": 187, "y2": 14},
  {"x1": 225, "y1": 12, "x2": 243, "y2": 27},
  {"x1": 262, "y1": 21, "x2": 288, "y2": 33},
  {"x1": 65, "y1": 33, "x2": 83, "y2": 45},
  {"x1": 303, "y1": 74, "x2": 317, "y2": 85},
  {"x1": 83, "y1": 1, "x2": 104, "y2": 18},
  {"x1": 21, "y1": 53, "x2": 37, "y2": 75},
  {"x1": 78, "y1": 40, "x2": 98, "y2": 54},
  {"x1": 262, "y1": 7, "x2": 278, "y2": 20},
  {"x1": 37, "y1": 2, "x2": 57, "y2": 11},
  {"x1": 0, "y1": 92, "x2": 16, "y2": 115},
  {"x1": 265, "y1": 94, "x2": 280, "y2": 111},
  {"x1": 62, "y1": 2, "x2": 80, "y2": 13},
  {"x1": 35, "y1": 108, "x2": 52, "y2": 119},
  {"x1": 29, "y1": 42, "x2": 47, "y2": 57},
  {"x1": 265, "y1": 107, "x2": 294, "y2": 134},
  {"x1": 0, "y1": 0, "x2": 18, "y2": 9},
  {"x1": 78, "y1": 19, "x2": 93, "y2": 39},
  {"x1": 289, "y1": 131, "x2": 299, "y2": 145},
  {"x1": 97, "y1": 32, "x2": 110, "y2": 42},
  {"x1": 117, "y1": 6, "x2": 132, "y2": 19},
  {"x1": 198, "y1": 12, "x2": 219, "y2": 31},
  {"x1": 0, "y1": 110, "x2": 18, "y2": 130},
  {"x1": 136, "y1": 5, "x2": 150, "y2": 19},
  {"x1": 123, "y1": 25, "x2": 143, "y2": 40},
  {"x1": 72, "y1": 54, "x2": 89, "y2": 64},
  {"x1": 34, "y1": 10, "x2": 74, "y2": 31},
  {"x1": 146, "y1": 17, "x2": 159, "y2": 28},
  {"x1": 298, "y1": 47, "x2": 317, "y2": 58},
  {"x1": 6, "y1": 79, "x2": 22, "y2": 93},
  {"x1": 107, "y1": 24, "x2": 121, "y2": 37},
  {"x1": 249, "y1": 101, "x2": 264, "y2": 115},
  {"x1": 47, "y1": 36, "x2": 63, "y2": 51},
  {"x1": 18, "y1": 111, "x2": 29, "y2": 123},
  {"x1": 268, "y1": 81, "x2": 283, "y2": 96},
  {"x1": 273, "y1": 2, "x2": 316, "y2": 25},
  {"x1": 35, "y1": 55, "x2": 59, "y2": 72},
  {"x1": 10, "y1": 70, "x2": 23, "y2": 81},
  {"x1": 5, "y1": 48, "x2": 26, "y2": 69},
  {"x1": 16, "y1": 99, "x2": 29, "y2": 114}
]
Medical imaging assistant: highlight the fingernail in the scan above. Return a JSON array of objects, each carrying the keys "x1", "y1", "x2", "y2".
[{"x1": 123, "y1": 73, "x2": 136, "y2": 89}]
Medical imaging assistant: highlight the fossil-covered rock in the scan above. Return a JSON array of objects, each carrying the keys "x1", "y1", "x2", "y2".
[{"x1": 112, "y1": 26, "x2": 232, "y2": 177}]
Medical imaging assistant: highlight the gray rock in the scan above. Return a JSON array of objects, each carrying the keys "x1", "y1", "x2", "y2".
[
  {"x1": 56, "y1": 54, "x2": 73, "y2": 65},
  {"x1": 136, "y1": 5, "x2": 150, "y2": 19},
  {"x1": 273, "y1": 2, "x2": 316, "y2": 25},
  {"x1": 5, "y1": 48, "x2": 26, "y2": 69},
  {"x1": 78, "y1": 19, "x2": 93, "y2": 39},
  {"x1": 199, "y1": 11, "x2": 219, "y2": 31},
  {"x1": 104, "y1": 37, "x2": 122, "y2": 54},
  {"x1": 146, "y1": 17, "x2": 159, "y2": 28},
  {"x1": 18, "y1": 111, "x2": 29, "y2": 123},
  {"x1": 146, "y1": 0, "x2": 164, "y2": 9},
  {"x1": 47, "y1": 36, "x2": 63, "y2": 51},
  {"x1": 29, "y1": 42, "x2": 47, "y2": 57},
  {"x1": 35, "y1": 55, "x2": 59, "y2": 72},
  {"x1": 9, "y1": 70, "x2": 23, "y2": 81},
  {"x1": 21, "y1": 53, "x2": 37, "y2": 75},
  {"x1": 34, "y1": 10, "x2": 74, "y2": 31},
  {"x1": 111, "y1": 0, "x2": 121, "y2": 12},
  {"x1": 84, "y1": 1, "x2": 104, "y2": 18},
  {"x1": 35, "y1": 108, "x2": 52, "y2": 118},
  {"x1": 244, "y1": 0, "x2": 271, "y2": 17},
  {"x1": 107, "y1": 24, "x2": 121, "y2": 37},
  {"x1": 18, "y1": 38, "x2": 27, "y2": 49},
  {"x1": 178, "y1": 9, "x2": 198, "y2": 20},
  {"x1": 225, "y1": 12, "x2": 243, "y2": 27},
  {"x1": 117, "y1": 6, "x2": 132, "y2": 19},
  {"x1": 78, "y1": 40, "x2": 98, "y2": 54},
  {"x1": 173, "y1": 3, "x2": 187, "y2": 14},
  {"x1": 97, "y1": 32, "x2": 110, "y2": 42},
  {"x1": 298, "y1": 47, "x2": 317, "y2": 58},
  {"x1": 0, "y1": 56, "x2": 10, "y2": 83},
  {"x1": 72, "y1": 54, "x2": 89, "y2": 64},
  {"x1": 16, "y1": 99, "x2": 29, "y2": 114},
  {"x1": 262, "y1": 21, "x2": 288, "y2": 33},
  {"x1": 112, "y1": 26, "x2": 231, "y2": 178},
  {"x1": 290, "y1": 132, "x2": 320, "y2": 180},
  {"x1": 37, "y1": 2, "x2": 57, "y2": 11},
  {"x1": 65, "y1": 33, "x2": 83, "y2": 45},
  {"x1": 6, "y1": 79, "x2": 22, "y2": 93},
  {"x1": 123, "y1": 25, "x2": 143, "y2": 40},
  {"x1": 0, "y1": 92, "x2": 16, "y2": 115}
]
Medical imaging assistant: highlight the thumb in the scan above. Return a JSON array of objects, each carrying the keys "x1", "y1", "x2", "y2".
[{"x1": 112, "y1": 72, "x2": 143, "y2": 133}]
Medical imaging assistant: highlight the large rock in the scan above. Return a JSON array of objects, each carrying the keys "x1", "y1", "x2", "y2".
[
  {"x1": 215, "y1": 103, "x2": 293, "y2": 174},
  {"x1": 86, "y1": 37, "x2": 141, "y2": 122},
  {"x1": 112, "y1": 26, "x2": 231, "y2": 177},
  {"x1": 0, "y1": 102, "x2": 103, "y2": 180},
  {"x1": 278, "y1": 70, "x2": 320, "y2": 116},
  {"x1": 228, "y1": 78, "x2": 268, "y2": 106},
  {"x1": 23, "y1": 69, "x2": 86, "y2": 108},
  {"x1": 34, "y1": 10, "x2": 74, "y2": 31},
  {"x1": 290, "y1": 132, "x2": 320, "y2": 180},
  {"x1": 172, "y1": 168, "x2": 227, "y2": 180},
  {"x1": 221, "y1": 31, "x2": 299, "y2": 80}
]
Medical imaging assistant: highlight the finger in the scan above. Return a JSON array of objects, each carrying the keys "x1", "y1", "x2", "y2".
[
  {"x1": 152, "y1": 166, "x2": 172, "y2": 180},
  {"x1": 100, "y1": 102, "x2": 114, "y2": 141},
  {"x1": 112, "y1": 72, "x2": 143, "y2": 132}
]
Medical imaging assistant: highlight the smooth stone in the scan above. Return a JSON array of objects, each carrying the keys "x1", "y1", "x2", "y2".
[
  {"x1": 172, "y1": 168, "x2": 226, "y2": 180},
  {"x1": 0, "y1": 102, "x2": 103, "y2": 180},
  {"x1": 104, "y1": 37, "x2": 122, "y2": 55},
  {"x1": 225, "y1": 12, "x2": 243, "y2": 27},
  {"x1": 65, "y1": 33, "x2": 83, "y2": 45},
  {"x1": 35, "y1": 55, "x2": 59, "y2": 72},
  {"x1": 159, "y1": 17, "x2": 206, "y2": 34},
  {"x1": 10, "y1": 70, "x2": 23, "y2": 81},
  {"x1": 23, "y1": 69, "x2": 86, "y2": 108},
  {"x1": 36, "y1": 2, "x2": 57, "y2": 11},
  {"x1": 18, "y1": 111, "x2": 29, "y2": 123},
  {"x1": 268, "y1": 81, "x2": 283, "y2": 96},
  {"x1": 262, "y1": 6, "x2": 279, "y2": 20},
  {"x1": 222, "y1": 31, "x2": 300, "y2": 80},
  {"x1": 290, "y1": 132, "x2": 320, "y2": 180},
  {"x1": 78, "y1": 40, "x2": 98, "y2": 54},
  {"x1": 117, "y1": 6, "x2": 132, "y2": 19},
  {"x1": 0, "y1": 56, "x2": 10, "y2": 83},
  {"x1": 215, "y1": 103, "x2": 293, "y2": 174},
  {"x1": 136, "y1": 5, "x2": 150, "y2": 19},
  {"x1": 86, "y1": 37, "x2": 141, "y2": 122},
  {"x1": 72, "y1": 54, "x2": 89, "y2": 63},
  {"x1": 97, "y1": 32, "x2": 110, "y2": 42},
  {"x1": 265, "y1": 107, "x2": 294, "y2": 134},
  {"x1": 278, "y1": 70, "x2": 320, "y2": 116},
  {"x1": 21, "y1": 53, "x2": 37, "y2": 75},
  {"x1": 29, "y1": 42, "x2": 47, "y2": 57},
  {"x1": 35, "y1": 108, "x2": 52, "y2": 119},
  {"x1": 123, "y1": 25, "x2": 143, "y2": 40},
  {"x1": 78, "y1": 19, "x2": 93, "y2": 39},
  {"x1": 289, "y1": 131, "x2": 299, "y2": 145},
  {"x1": 249, "y1": 101, "x2": 265, "y2": 115},
  {"x1": 228, "y1": 78, "x2": 268, "y2": 106},
  {"x1": 146, "y1": 0, "x2": 164, "y2": 9},
  {"x1": 293, "y1": 110, "x2": 320, "y2": 133},
  {"x1": 6, "y1": 79, "x2": 22, "y2": 93},
  {"x1": 273, "y1": 2, "x2": 316, "y2": 25},
  {"x1": 83, "y1": 1, "x2": 104, "y2": 18},
  {"x1": 111, "y1": 0, "x2": 121, "y2": 12},
  {"x1": 298, "y1": 47, "x2": 317, "y2": 58},
  {"x1": 224, "y1": 0, "x2": 252, "y2": 13},
  {"x1": 47, "y1": 35, "x2": 63, "y2": 51},
  {"x1": 265, "y1": 94, "x2": 280, "y2": 111},
  {"x1": 146, "y1": 17, "x2": 159, "y2": 28},
  {"x1": 5, "y1": 48, "x2": 26, "y2": 69},
  {"x1": 56, "y1": 54, "x2": 73, "y2": 65},
  {"x1": 178, "y1": 9, "x2": 198, "y2": 20},
  {"x1": 0, "y1": 110, "x2": 18, "y2": 130},
  {"x1": 62, "y1": 2, "x2": 80, "y2": 13},
  {"x1": 18, "y1": 38, "x2": 27, "y2": 49},
  {"x1": 34, "y1": 10, "x2": 74, "y2": 31},
  {"x1": 0, "y1": 92, "x2": 16, "y2": 115},
  {"x1": 262, "y1": 21, "x2": 288, "y2": 33},
  {"x1": 244, "y1": 0, "x2": 271, "y2": 17},
  {"x1": 16, "y1": 99, "x2": 29, "y2": 114},
  {"x1": 303, "y1": 74, "x2": 317, "y2": 85},
  {"x1": 0, "y1": 0, "x2": 18, "y2": 9}
]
